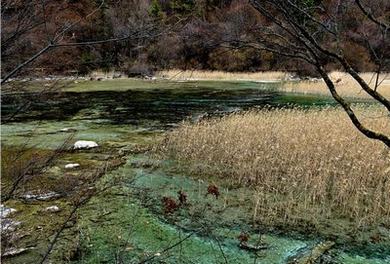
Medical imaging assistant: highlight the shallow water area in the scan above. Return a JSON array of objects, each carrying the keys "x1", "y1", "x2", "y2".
[{"x1": 72, "y1": 153, "x2": 390, "y2": 263}]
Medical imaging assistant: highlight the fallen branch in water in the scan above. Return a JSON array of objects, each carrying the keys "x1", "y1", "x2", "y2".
[{"x1": 238, "y1": 242, "x2": 268, "y2": 252}]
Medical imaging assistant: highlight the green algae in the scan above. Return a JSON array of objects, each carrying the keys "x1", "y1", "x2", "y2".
[
  {"x1": 0, "y1": 118, "x2": 149, "y2": 150},
  {"x1": 74, "y1": 158, "x2": 309, "y2": 264}
]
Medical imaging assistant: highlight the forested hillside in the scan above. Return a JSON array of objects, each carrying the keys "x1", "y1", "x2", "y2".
[{"x1": 2, "y1": 0, "x2": 389, "y2": 77}]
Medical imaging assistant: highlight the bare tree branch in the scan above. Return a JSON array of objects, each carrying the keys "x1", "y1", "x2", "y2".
[
  {"x1": 355, "y1": 0, "x2": 389, "y2": 31},
  {"x1": 247, "y1": 0, "x2": 390, "y2": 147},
  {"x1": 316, "y1": 64, "x2": 390, "y2": 148}
]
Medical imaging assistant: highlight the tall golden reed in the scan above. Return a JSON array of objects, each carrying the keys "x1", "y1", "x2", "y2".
[{"x1": 161, "y1": 106, "x2": 390, "y2": 228}]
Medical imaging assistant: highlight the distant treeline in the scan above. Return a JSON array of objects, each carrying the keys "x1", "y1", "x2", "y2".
[{"x1": 2, "y1": 0, "x2": 388, "y2": 77}]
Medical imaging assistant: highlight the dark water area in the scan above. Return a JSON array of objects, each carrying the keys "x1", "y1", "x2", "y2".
[{"x1": 2, "y1": 89, "x2": 280, "y2": 126}]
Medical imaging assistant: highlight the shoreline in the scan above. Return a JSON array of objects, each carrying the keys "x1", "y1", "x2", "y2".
[{"x1": 2, "y1": 70, "x2": 389, "y2": 100}]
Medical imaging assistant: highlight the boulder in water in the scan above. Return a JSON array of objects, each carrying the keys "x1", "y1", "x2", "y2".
[
  {"x1": 65, "y1": 163, "x2": 80, "y2": 169},
  {"x1": 60, "y1": 127, "x2": 77, "y2": 132},
  {"x1": 45, "y1": 205, "x2": 61, "y2": 213},
  {"x1": 74, "y1": 140, "x2": 99, "y2": 149}
]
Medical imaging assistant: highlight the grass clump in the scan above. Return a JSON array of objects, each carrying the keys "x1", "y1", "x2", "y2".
[{"x1": 161, "y1": 106, "x2": 390, "y2": 229}]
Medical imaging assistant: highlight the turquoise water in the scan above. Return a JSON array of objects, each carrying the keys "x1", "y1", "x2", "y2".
[{"x1": 74, "y1": 155, "x2": 390, "y2": 263}]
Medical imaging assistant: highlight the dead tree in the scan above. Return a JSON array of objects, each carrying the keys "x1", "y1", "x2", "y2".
[{"x1": 234, "y1": 0, "x2": 390, "y2": 147}]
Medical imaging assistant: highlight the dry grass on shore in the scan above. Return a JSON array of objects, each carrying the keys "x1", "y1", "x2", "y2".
[
  {"x1": 156, "y1": 69, "x2": 288, "y2": 81},
  {"x1": 156, "y1": 70, "x2": 390, "y2": 99},
  {"x1": 161, "y1": 106, "x2": 390, "y2": 228},
  {"x1": 282, "y1": 72, "x2": 390, "y2": 99}
]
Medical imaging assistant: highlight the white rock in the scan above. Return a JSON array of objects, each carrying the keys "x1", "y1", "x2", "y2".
[
  {"x1": 74, "y1": 140, "x2": 99, "y2": 149},
  {"x1": 1, "y1": 205, "x2": 17, "y2": 218},
  {"x1": 45, "y1": 206, "x2": 61, "y2": 213},
  {"x1": 22, "y1": 191, "x2": 61, "y2": 201},
  {"x1": 65, "y1": 163, "x2": 80, "y2": 169},
  {"x1": 60, "y1": 127, "x2": 77, "y2": 132}
]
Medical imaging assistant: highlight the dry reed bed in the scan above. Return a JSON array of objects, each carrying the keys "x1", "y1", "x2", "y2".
[{"x1": 161, "y1": 106, "x2": 390, "y2": 228}]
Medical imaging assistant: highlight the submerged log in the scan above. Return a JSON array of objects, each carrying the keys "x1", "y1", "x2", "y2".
[{"x1": 238, "y1": 242, "x2": 268, "y2": 252}]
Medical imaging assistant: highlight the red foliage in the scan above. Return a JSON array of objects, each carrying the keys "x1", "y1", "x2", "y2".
[
  {"x1": 162, "y1": 196, "x2": 179, "y2": 214},
  {"x1": 237, "y1": 232, "x2": 250, "y2": 243},
  {"x1": 207, "y1": 184, "x2": 220, "y2": 199}
]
